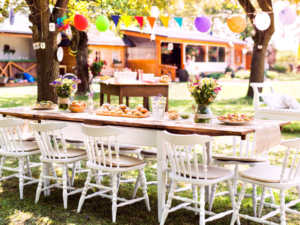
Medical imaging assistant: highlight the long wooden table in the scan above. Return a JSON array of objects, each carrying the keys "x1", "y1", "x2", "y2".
[
  {"x1": 100, "y1": 82, "x2": 174, "y2": 111},
  {"x1": 0, "y1": 108, "x2": 290, "y2": 222}
]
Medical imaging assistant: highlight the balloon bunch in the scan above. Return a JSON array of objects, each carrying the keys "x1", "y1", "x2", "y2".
[{"x1": 56, "y1": 15, "x2": 73, "y2": 31}]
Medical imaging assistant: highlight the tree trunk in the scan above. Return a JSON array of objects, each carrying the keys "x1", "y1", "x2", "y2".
[
  {"x1": 26, "y1": 0, "x2": 69, "y2": 103},
  {"x1": 70, "y1": 27, "x2": 90, "y2": 94}
]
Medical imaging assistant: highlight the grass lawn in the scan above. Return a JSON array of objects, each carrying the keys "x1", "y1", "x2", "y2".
[{"x1": 0, "y1": 81, "x2": 300, "y2": 224}]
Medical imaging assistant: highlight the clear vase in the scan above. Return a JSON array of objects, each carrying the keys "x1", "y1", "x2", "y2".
[
  {"x1": 58, "y1": 97, "x2": 70, "y2": 111},
  {"x1": 151, "y1": 97, "x2": 166, "y2": 121},
  {"x1": 88, "y1": 96, "x2": 94, "y2": 115},
  {"x1": 194, "y1": 104, "x2": 213, "y2": 123}
]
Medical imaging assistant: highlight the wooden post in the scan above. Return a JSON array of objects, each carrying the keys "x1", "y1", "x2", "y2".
[
  {"x1": 181, "y1": 43, "x2": 185, "y2": 70},
  {"x1": 156, "y1": 40, "x2": 161, "y2": 77}
]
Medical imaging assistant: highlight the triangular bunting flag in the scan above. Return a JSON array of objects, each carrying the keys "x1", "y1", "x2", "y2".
[
  {"x1": 122, "y1": 15, "x2": 132, "y2": 28},
  {"x1": 174, "y1": 17, "x2": 183, "y2": 28},
  {"x1": 135, "y1": 16, "x2": 144, "y2": 28},
  {"x1": 160, "y1": 16, "x2": 169, "y2": 29},
  {"x1": 111, "y1": 15, "x2": 120, "y2": 27},
  {"x1": 147, "y1": 17, "x2": 156, "y2": 29}
]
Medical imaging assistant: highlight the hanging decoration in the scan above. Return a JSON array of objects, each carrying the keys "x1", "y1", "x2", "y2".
[
  {"x1": 33, "y1": 43, "x2": 40, "y2": 50},
  {"x1": 56, "y1": 15, "x2": 70, "y2": 31},
  {"x1": 150, "y1": 33, "x2": 155, "y2": 41},
  {"x1": 96, "y1": 15, "x2": 110, "y2": 32},
  {"x1": 279, "y1": 7, "x2": 297, "y2": 25},
  {"x1": 49, "y1": 23, "x2": 56, "y2": 31},
  {"x1": 9, "y1": 7, "x2": 14, "y2": 25},
  {"x1": 135, "y1": 16, "x2": 144, "y2": 28},
  {"x1": 227, "y1": 15, "x2": 246, "y2": 33},
  {"x1": 254, "y1": 12, "x2": 270, "y2": 31},
  {"x1": 57, "y1": 33, "x2": 62, "y2": 45},
  {"x1": 147, "y1": 17, "x2": 156, "y2": 29},
  {"x1": 111, "y1": 15, "x2": 120, "y2": 27},
  {"x1": 168, "y1": 43, "x2": 173, "y2": 50},
  {"x1": 194, "y1": 16, "x2": 211, "y2": 33},
  {"x1": 160, "y1": 16, "x2": 169, "y2": 29},
  {"x1": 40, "y1": 43, "x2": 45, "y2": 49},
  {"x1": 122, "y1": 15, "x2": 132, "y2": 28},
  {"x1": 174, "y1": 17, "x2": 183, "y2": 28},
  {"x1": 74, "y1": 14, "x2": 88, "y2": 31},
  {"x1": 68, "y1": 47, "x2": 77, "y2": 57}
]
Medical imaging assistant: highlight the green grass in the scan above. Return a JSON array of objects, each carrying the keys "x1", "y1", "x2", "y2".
[{"x1": 1, "y1": 81, "x2": 300, "y2": 224}]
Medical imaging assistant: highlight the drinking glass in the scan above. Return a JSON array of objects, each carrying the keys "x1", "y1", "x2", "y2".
[{"x1": 151, "y1": 97, "x2": 166, "y2": 121}]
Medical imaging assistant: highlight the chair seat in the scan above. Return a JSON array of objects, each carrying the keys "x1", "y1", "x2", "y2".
[
  {"x1": 175, "y1": 165, "x2": 232, "y2": 179},
  {"x1": 141, "y1": 149, "x2": 157, "y2": 155},
  {"x1": 1, "y1": 141, "x2": 40, "y2": 152},
  {"x1": 241, "y1": 165, "x2": 291, "y2": 183},
  {"x1": 22, "y1": 135, "x2": 36, "y2": 142},
  {"x1": 213, "y1": 155, "x2": 268, "y2": 162},
  {"x1": 45, "y1": 148, "x2": 87, "y2": 159},
  {"x1": 97, "y1": 154, "x2": 145, "y2": 168}
]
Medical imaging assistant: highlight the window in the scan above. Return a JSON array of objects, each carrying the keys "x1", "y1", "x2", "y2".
[
  {"x1": 112, "y1": 51, "x2": 119, "y2": 61},
  {"x1": 185, "y1": 45, "x2": 206, "y2": 62},
  {"x1": 95, "y1": 51, "x2": 101, "y2": 61},
  {"x1": 208, "y1": 46, "x2": 226, "y2": 62}
]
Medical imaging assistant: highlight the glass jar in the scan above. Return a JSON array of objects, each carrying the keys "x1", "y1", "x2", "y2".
[
  {"x1": 194, "y1": 104, "x2": 213, "y2": 123},
  {"x1": 88, "y1": 96, "x2": 94, "y2": 115},
  {"x1": 58, "y1": 97, "x2": 70, "y2": 111},
  {"x1": 151, "y1": 97, "x2": 167, "y2": 121}
]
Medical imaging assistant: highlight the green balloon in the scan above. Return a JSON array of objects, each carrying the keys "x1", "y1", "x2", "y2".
[{"x1": 96, "y1": 15, "x2": 110, "y2": 32}]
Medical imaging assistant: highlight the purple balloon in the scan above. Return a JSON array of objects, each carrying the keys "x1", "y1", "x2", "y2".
[{"x1": 195, "y1": 16, "x2": 212, "y2": 33}]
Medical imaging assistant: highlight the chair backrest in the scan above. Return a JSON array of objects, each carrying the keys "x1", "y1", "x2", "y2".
[
  {"x1": 250, "y1": 82, "x2": 275, "y2": 111},
  {"x1": 0, "y1": 118, "x2": 24, "y2": 153},
  {"x1": 30, "y1": 122, "x2": 68, "y2": 159},
  {"x1": 163, "y1": 131, "x2": 213, "y2": 180},
  {"x1": 80, "y1": 124, "x2": 124, "y2": 168},
  {"x1": 62, "y1": 73, "x2": 77, "y2": 80},
  {"x1": 279, "y1": 138, "x2": 300, "y2": 184}
]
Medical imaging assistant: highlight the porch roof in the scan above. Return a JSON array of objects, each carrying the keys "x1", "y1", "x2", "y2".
[
  {"x1": 124, "y1": 27, "x2": 248, "y2": 46},
  {"x1": 0, "y1": 14, "x2": 32, "y2": 35}
]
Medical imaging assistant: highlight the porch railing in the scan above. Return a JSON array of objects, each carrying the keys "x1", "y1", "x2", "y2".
[{"x1": 158, "y1": 64, "x2": 177, "y2": 81}]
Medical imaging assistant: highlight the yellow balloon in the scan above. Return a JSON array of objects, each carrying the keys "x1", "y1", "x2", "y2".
[{"x1": 227, "y1": 15, "x2": 246, "y2": 33}]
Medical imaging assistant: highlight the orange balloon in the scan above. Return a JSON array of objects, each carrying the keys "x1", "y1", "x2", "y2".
[{"x1": 227, "y1": 15, "x2": 246, "y2": 33}]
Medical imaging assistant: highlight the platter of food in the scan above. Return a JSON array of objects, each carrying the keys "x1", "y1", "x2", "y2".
[
  {"x1": 95, "y1": 103, "x2": 150, "y2": 118},
  {"x1": 218, "y1": 113, "x2": 254, "y2": 125},
  {"x1": 30, "y1": 101, "x2": 58, "y2": 110}
]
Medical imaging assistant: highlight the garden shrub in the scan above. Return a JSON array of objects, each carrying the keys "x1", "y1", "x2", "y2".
[
  {"x1": 273, "y1": 64, "x2": 287, "y2": 73},
  {"x1": 206, "y1": 72, "x2": 224, "y2": 80},
  {"x1": 234, "y1": 70, "x2": 250, "y2": 79}
]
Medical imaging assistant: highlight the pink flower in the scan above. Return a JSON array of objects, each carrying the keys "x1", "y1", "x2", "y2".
[{"x1": 214, "y1": 87, "x2": 221, "y2": 93}]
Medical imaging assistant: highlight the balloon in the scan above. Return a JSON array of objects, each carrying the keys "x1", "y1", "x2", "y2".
[
  {"x1": 74, "y1": 15, "x2": 88, "y2": 31},
  {"x1": 279, "y1": 7, "x2": 297, "y2": 25},
  {"x1": 254, "y1": 12, "x2": 271, "y2": 31},
  {"x1": 227, "y1": 15, "x2": 246, "y2": 33},
  {"x1": 194, "y1": 16, "x2": 211, "y2": 33},
  {"x1": 96, "y1": 15, "x2": 110, "y2": 32}
]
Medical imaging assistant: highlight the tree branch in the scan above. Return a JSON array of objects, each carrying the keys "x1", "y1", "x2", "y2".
[
  {"x1": 53, "y1": 0, "x2": 69, "y2": 20},
  {"x1": 237, "y1": 0, "x2": 256, "y2": 26}
]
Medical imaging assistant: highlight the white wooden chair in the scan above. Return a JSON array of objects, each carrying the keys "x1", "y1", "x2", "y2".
[
  {"x1": 160, "y1": 131, "x2": 239, "y2": 225},
  {"x1": 77, "y1": 124, "x2": 150, "y2": 223},
  {"x1": 231, "y1": 138, "x2": 300, "y2": 225},
  {"x1": 211, "y1": 134, "x2": 275, "y2": 216},
  {"x1": 30, "y1": 122, "x2": 88, "y2": 209},
  {"x1": 0, "y1": 118, "x2": 41, "y2": 199},
  {"x1": 251, "y1": 82, "x2": 300, "y2": 121}
]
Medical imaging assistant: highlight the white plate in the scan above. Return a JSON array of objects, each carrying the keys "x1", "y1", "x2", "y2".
[
  {"x1": 57, "y1": 33, "x2": 62, "y2": 45},
  {"x1": 218, "y1": 120, "x2": 254, "y2": 125},
  {"x1": 57, "y1": 47, "x2": 64, "y2": 62},
  {"x1": 30, "y1": 106, "x2": 57, "y2": 110}
]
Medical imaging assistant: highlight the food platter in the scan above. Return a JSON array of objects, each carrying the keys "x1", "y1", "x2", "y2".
[
  {"x1": 218, "y1": 113, "x2": 254, "y2": 125},
  {"x1": 95, "y1": 111, "x2": 150, "y2": 118},
  {"x1": 95, "y1": 103, "x2": 150, "y2": 118},
  {"x1": 30, "y1": 106, "x2": 57, "y2": 110},
  {"x1": 218, "y1": 120, "x2": 253, "y2": 125}
]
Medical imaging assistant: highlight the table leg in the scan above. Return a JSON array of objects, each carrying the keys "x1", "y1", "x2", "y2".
[
  {"x1": 126, "y1": 97, "x2": 129, "y2": 107},
  {"x1": 143, "y1": 97, "x2": 149, "y2": 110},
  {"x1": 119, "y1": 95, "x2": 123, "y2": 104},
  {"x1": 107, "y1": 95, "x2": 111, "y2": 104},
  {"x1": 156, "y1": 130, "x2": 167, "y2": 222},
  {"x1": 44, "y1": 162, "x2": 51, "y2": 196},
  {"x1": 205, "y1": 141, "x2": 213, "y2": 204},
  {"x1": 100, "y1": 93, "x2": 104, "y2": 106}
]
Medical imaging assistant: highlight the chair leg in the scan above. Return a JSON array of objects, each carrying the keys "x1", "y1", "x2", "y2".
[
  {"x1": 192, "y1": 184, "x2": 198, "y2": 215},
  {"x1": 280, "y1": 190, "x2": 286, "y2": 225},
  {"x1": 209, "y1": 183, "x2": 217, "y2": 212},
  {"x1": 160, "y1": 180, "x2": 177, "y2": 225},
  {"x1": 0, "y1": 156, "x2": 6, "y2": 179},
  {"x1": 258, "y1": 187, "x2": 267, "y2": 217},
  {"x1": 112, "y1": 173, "x2": 118, "y2": 223},
  {"x1": 139, "y1": 168, "x2": 150, "y2": 211},
  {"x1": 226, "y1": 179, "x2": 240, "y2": 225},
  {"x1": 233, "y1": 164, "x2": 239, "y2": 195},
  {"x1": 35, "y1": 163, "x2": 45, "y2": 204},
  {"x1": 25, "y1": 156, "x2": 32, "y2": 177},
  {"x1": 50, "y1": 163, "x2": 58, "y2": 184},
  {"x1": 131, "y1": 176, "x2": 139, "y2": 199},
  {"x1": 62, "y1": 164, "x2": 68, "y2": 209},
  {"x1": 199, "y1": 186, "x2": 206, "y2": 225},
  {"x1": 19, "y1": 157, "x2": 24, "y2": 199},
  {"x1": 252, "y1": 184, "x2": 257, "y2": 217},
  {"x1": 71, "y1": 162, "x2": 77, "y2": 186},
  {"x1": 77, "y1": 169, "x2": 94, "y2": 213},
  {"x1": 230, "y1": 182, "x2": 247, "y2": 225},
  {"x1": 268, "y1": 187, "x2": 275, "y2": 204}
]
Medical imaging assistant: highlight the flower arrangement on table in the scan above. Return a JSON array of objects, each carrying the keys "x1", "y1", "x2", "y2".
[
  {"x1": 49, "y1": 75, "x2": 81, "y2": 110},
  {"x1": 88, "y1": 59, "x2": 107, "y2": 77},
  {"x1": 188, "y1": 76, "x2": 221, "y2": 123}
]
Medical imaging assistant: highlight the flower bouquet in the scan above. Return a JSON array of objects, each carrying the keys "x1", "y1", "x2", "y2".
[
  {"x1": 50, "y1": 76, "x2": 81, "y2": 111},
  {"x1": 188, "y1": 76, "x2": 221, "y2": 123},
  {"x1": 88, "y1": 59, "x2": 107, "y2": 77}
]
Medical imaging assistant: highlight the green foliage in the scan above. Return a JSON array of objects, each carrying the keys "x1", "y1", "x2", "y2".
[
  {"x1": 266, "y1": 70, "x2": 278, "y2": 80},
  {"x1": 273, "y1": 64, "x2": 288, "y2": 73},
  {"x1": 206, "y1": 72, "x2": 224, "y2": 80},
  {"x1": 88, "y1": 60, "x2": 107, "y2": 77},
  {"x1": 276, "y1": 50, "x2": 296, "y2": 65},
  {"x1": 234, "y1": 70, "x2": 250, "y2": 79}
]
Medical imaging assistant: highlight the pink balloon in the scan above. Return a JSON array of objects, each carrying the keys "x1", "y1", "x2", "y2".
[
  {"x1": 194, "y1": 16, "x2": 211, "y2": 33},
  {"x1": 279, "y1": 7, "x2": 297, "y2": 25}
]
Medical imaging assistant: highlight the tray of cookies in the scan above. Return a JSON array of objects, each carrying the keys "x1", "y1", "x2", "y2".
[
  {"x1": 218, "y1": 113, "x2": 254, "y2": 125},
  {"x1": 95, "y1": 103, "x2": 150, "y2": 118}
]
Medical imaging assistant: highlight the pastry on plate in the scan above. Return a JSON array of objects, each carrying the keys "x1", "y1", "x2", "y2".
[
  {"x1": 140, "y1": 108, "x2": 148, "y2": 113},
  {"x1": 102, "y1": 103, "x2": 110, "y2": 108},
  {"x1": 135, "y1": 104, "x2": 143, "y2": 110},
  {"x1": 134, "y1": 111, "x2": 142, "y2": 116}
]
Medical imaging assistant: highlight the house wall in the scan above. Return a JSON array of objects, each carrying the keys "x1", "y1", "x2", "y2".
[
  {"x1": 60, "y1": 46, "x2": 76, "y2": 74},
  {"x1": 0, "y1": 36, "x2": 36, "y2": 60}
]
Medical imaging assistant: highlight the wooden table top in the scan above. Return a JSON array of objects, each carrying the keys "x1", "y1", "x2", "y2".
[
  {"x1": 0, "y1": 108, "x2": 290, "y2": 139},
  {"x1": 99, "y1": 81, "x2": 176, "y2": 86}
]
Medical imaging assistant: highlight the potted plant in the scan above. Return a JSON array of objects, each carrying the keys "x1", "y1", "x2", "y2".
[
  {"x1": 88, "y1": 59, "x2": 107, "y2": 77},
  {"x1": 0, "y1": 76, "x2": 8, "y2": 84}
]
